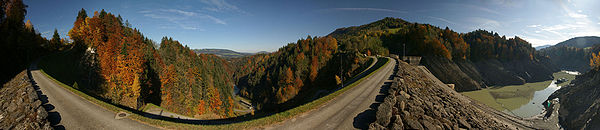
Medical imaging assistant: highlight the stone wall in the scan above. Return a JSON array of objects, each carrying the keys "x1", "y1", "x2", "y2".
[
  {"x1": 0, "y1": 70, "x2": 52, "y2": 130},
  {"x1": 369, "y1": 60, "x2": 512, "y2": 129}
]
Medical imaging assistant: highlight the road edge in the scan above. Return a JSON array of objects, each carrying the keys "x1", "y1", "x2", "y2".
[{"x1": 35, "y1": 56, "x2": 390, "y2": 129}]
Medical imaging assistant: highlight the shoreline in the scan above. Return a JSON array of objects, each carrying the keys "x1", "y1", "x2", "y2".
[{"x1": 527, "y1": 98, "x2": 561, "y2": 130}]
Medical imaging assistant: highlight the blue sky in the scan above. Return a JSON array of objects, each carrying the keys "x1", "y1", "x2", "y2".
[{"x1": 24, "y1": 0, "x2": 600, "y2": 52}]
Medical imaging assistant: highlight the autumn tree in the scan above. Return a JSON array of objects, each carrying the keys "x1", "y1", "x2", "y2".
[
  {"x1": 157, "y1": 37, "x2": 234, "y2": 117},
  {"x1": 24, "y1": 19, "x2": 32, "y2": 31},
  {"x1": 234, "y1": 36, "x2": 369, "y2": 111},
  {"x1": 0, "y1": 0, "x2": 49, "y2": 83},
  {"x1": 590, "y1": 52, "x2": 600, "y2": 70}
]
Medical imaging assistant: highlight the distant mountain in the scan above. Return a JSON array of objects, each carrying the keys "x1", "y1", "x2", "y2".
[
  {"x1": 553, "y1": 36, "x2": 600, "y2": 48},
  {"x1": 193, "y1": 48, "x2": 253, "y2": 58},
  {"x1": 255, "y1": 51, "x2": 270, "y2": 54},
  {"x1": 535, "y1": 45, "x2": 551, "y2": 50},
  {"x1": 538, "y1": 36, "x2": 600, "y2": 72}
]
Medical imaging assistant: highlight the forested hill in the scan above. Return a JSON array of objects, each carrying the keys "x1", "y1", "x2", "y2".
[
  {"x1": 233, "y1": 36, "x2": 371, "y2": 110},
  {"x1": 552, "y1": 36, "x2": 600, "y2": 48},
  {"x1": 193, "y1": 48, "x2": 253, "y2": 58},
  {"x1": 65, "y1": 9, "x2": 234, "y2": 117},
  {"x1": 538, "y1": 36, "x2": 600, "y2": 72},
  {"x1": 327, "y1": 17, "x2": 556, "y2": 91},
  {"x1": 0, "y1": 0, "x2": 55, "y2": 84}
]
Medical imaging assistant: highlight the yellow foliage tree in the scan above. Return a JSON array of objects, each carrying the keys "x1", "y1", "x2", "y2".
[{"x1": 590, "y1": 52, "x2": 600, "y2": 70}]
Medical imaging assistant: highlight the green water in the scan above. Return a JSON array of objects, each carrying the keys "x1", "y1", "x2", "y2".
[{"x1": 461, "y1": 71, "x2": 577, "y2": 118}]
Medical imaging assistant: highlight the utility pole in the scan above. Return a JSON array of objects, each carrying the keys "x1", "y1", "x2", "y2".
[
  {"x1": 403, "y1": 42, "x2": 406, "y2": 61},
  {"x1": 339, "y1": 45, "x2": 343, "y2": 88}
]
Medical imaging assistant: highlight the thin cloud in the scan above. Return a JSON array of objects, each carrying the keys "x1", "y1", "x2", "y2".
[
  {"x1": 568, "y1": 12, "x2": 587, "y2": 18},
  {"x1": 520, "y1": 36, "x2": 563, "y2": 47},
  {"x1": 139, "y1": 8, "x2": 227, "y2": 30},
  {"x1": 200, "y1": 14, "x2": 226, "y2": 25},
  {"x1": 468, "y1": 17, "x2": 501, "y2": 30},
  {"x1": 331, "y1": 8, "x2": 407, "y2": 14},
  {"x1": 446, "y1": 3, "x2": 503, "y2": 16},
  {"x1": 199, "y1": 0, "x2": 247, "y2": 14},
  {"x1": 521, "y1": 29, "x2": 550, "y2": 39},
  {"x1": 527, "y1": 24, "x2": 541, "y2": 28},
  {"x1": 427, "y1": 16, "x2": 457, "y2": 25},
  {"x1": 41, "y1": 30, "x2": 51, "y2": 35},
  {"x1": 161, "y1": 9, "x2": 196, "y2": 16}
]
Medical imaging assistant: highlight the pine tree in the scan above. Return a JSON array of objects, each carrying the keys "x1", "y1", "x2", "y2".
[{"x1": 50, "y1": 29, "x2": 61, "y2": 51}]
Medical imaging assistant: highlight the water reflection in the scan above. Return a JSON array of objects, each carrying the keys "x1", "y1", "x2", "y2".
[
  {"x1": 508, "y1": 81, "x2": 561, "y2": 117},
  {"x1": 461, "y1": 71, "x2": 577, "y2": 118}
]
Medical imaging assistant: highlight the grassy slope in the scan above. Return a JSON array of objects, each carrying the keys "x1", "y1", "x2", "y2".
[{"x1": 38, "y1": 51, "x2": 390, "y2": 129}]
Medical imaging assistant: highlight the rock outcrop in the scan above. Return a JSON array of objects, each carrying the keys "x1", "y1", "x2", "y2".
[
  {"x1": 370, "y1": 60, "x2": 536, "y2": 130},
  {"x1": 0, "y1": 70, "x2": 52, "y2": 130},
  {"x1": 549, "y1": 69, "x2": 600, "y2": 130}
]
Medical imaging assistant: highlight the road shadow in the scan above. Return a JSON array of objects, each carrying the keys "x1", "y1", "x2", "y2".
[
  {"x1": 352, "y1": 60, "x2": 397, "y2": 129},
  {"x1": 28, "y1": 62, "x2": 64, "y2": 129}
]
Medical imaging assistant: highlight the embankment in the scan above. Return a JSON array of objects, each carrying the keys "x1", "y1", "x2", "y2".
[
  {"x1": 422, "y1": 56, "x2": 556, "y2": 92},
  {"x1": 369, "y1": 59, "x2": 541, "y2": 129},
  {"x1": 549, "y1": 69, "x2": 600, "y2": 130},
  {"x1": 0, "y1": 70, "x2": 52, "y2": 129}
]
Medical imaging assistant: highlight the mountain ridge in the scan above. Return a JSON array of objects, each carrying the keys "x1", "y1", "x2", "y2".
[
  {"x1": 538, "y1": 36, "x2": 600, "y2": 72},
  {"x1": 552, "y1": 36, "x2": 600, "y2": 48},
  {"x1": 326, "y1": 17, "x2": 556, "y2": 91},
  {"x1": 193, "y1": 48, "x2": 255, "y2": 58}
]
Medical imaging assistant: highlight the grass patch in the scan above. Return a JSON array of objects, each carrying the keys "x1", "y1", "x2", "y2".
[{"x1": 38, "y1": 52, "x2": 390, "y2": 129}]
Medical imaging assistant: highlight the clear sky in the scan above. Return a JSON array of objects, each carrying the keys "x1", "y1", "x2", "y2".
[{"x1": 24, "y1": 0, "x2": 600, "y2": 52}]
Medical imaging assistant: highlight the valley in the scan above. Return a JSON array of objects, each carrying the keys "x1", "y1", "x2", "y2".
[
  {"x1": 2, "y1": 0, "x2": 600, "y2": 129},
  {"x1": 462, "y1": 71, "x2": 576, "y2": 118}
]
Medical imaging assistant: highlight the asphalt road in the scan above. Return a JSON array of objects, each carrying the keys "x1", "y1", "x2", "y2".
[
  {"x1": 29, "y1": 61, "x2": 158, "y2": 130},
  {"x1": 264, "y1": 57, "x2": 396, "y2": 130}
]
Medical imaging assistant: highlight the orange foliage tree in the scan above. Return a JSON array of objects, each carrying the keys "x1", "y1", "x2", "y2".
[
  {"x1": 590, "y1": 52, "x2": 600, "y2": 70},
  {"x1": 68, "y1": 9, "x2": 149, "y2": 108}
]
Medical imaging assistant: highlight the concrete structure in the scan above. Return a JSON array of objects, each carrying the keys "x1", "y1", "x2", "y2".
[{"x1": 402, "y1": 56, "x2": 422, "y2": 65}]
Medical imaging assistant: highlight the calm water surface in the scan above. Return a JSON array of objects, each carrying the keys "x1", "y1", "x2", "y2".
[{"x1": 461, "y1": 71, "x2": 577, "y2": 118}]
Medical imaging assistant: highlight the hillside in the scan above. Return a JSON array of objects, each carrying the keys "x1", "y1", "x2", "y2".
[
  {"x1": 370, "y1": 59, "x2": 538, "y2": 129},
  {"x1": 535, "y1": 45, "x2": 551, "y2": 50},
  {"x1": 539, "y1": 36, "x2": 600, "y2": 72},
  {"x1": 549, "y1": 68, "x2": 600, "y2": 130},
  {"x1": 193, "y1": 48, "x2": 252, "y2": 58},
  {"x1": 50, "y1": 9, "x2": 235, "y2": 117},
  {"x1": 328, "y1": 17, "x2": 556, "y2": 91},
  {"x1": 552, "y1": 36, "x2": 600, "y2": 48},
  {"x1": 233, "y1": 36, "x2": 372, "y2": 111},
  {"x1": 0, "y1": 0, "x2": 52, "y2": 84}
]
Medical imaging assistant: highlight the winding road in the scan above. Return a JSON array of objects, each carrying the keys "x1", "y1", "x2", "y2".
[
  {"x1": 27, "y1": 56, "x2": 394, "y2": 129},
  {"x1": 29, "y1": 61, "x2": 157, "y2": 130},
  {"x1": 264, "y1": 57, "x2": 396, "y2": 130}
]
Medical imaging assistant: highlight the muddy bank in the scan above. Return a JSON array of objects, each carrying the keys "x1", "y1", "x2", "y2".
[
  {"x1": 549, "y1": 69, "x2": 600, "y2": 130},
  {"x1": 421, "y1": 56, "x2": 557, "y2": 92}
]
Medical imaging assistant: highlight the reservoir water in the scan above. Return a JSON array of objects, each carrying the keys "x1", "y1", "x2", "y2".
[{"x1": 461, "y1": 71, "x2": 577, "y2": 118}]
